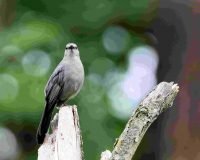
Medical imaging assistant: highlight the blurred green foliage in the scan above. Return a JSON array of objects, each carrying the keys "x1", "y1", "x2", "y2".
[{"x1": 0, "y1": 0, "x2": 158, "y2": 159}]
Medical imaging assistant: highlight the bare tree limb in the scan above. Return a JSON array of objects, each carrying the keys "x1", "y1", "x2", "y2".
[
  {"x1": 102, "y1": 82, "x2": 179, "y2": 160},
  {"x1": 37, "y1": 105, "x2": 83, "y2": 160}
]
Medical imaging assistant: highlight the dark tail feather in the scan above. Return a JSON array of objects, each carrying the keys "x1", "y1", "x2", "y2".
[{"x1": 36, "y1": 102, "x2": 55, "y2": 144}]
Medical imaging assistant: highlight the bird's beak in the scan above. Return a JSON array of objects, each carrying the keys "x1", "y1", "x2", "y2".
[{"x1": 69, "y1": 49, "x2": 74, "y2": 55}]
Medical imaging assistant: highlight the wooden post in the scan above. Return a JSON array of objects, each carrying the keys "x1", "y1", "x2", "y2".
[{"x1": 37, "y1": 106, "x2": 83, "y2": 160}]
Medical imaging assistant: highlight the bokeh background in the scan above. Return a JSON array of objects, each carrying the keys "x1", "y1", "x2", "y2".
[{"x1": 0, "y1": 0, "x2": 200, "y2": 159}]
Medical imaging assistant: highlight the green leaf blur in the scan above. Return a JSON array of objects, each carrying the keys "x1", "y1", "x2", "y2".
[{"x1": 0, "y1": 0, "x2": 158, "y2": 159}]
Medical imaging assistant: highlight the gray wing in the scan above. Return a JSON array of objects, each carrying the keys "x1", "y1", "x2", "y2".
[{"x1": 45, "y1": 63, "x2": 65, "y2": 105}]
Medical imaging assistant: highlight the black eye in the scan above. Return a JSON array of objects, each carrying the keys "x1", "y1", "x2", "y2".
[{"x1": 65, "y1": 45, "x2": 77, "y2": 50}]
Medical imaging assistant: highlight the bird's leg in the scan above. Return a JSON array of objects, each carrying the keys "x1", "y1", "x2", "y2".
[
  {"x1": 56, "y1": 103, "x2": 67, "y2": 109},
  {"x1": 56, "y1": 104, "x2": 62, "y2": 110},
  {"x1": 61, "y1": 103, "x2": 68, "y2": 107}
]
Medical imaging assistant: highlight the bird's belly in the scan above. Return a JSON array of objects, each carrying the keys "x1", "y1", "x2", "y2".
[
  {"x1": 58, "y1": 59, "x2": 84, "y2": 103},
  {"x1": 60, "y1": 76, "x2": 83, "y2": 102}
]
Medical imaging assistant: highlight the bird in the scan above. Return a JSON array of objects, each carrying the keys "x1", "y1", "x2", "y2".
[{"x1": 36, "y1": 43, "x2": 84, "y2": 144}]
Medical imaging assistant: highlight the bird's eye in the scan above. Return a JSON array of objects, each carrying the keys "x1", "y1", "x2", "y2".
[{"x1": 65, "y1": 45, "x2": 77, "y2": 50}]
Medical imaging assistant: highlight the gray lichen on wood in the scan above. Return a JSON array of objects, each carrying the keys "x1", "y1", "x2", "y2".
[{"x1": 107, "y1": 82, "x2": 179, "y2": 160}]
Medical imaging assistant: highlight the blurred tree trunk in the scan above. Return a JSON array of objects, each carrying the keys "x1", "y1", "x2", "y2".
[
  {"x1": 140, "y1": 0, "x2": 200, "y2": 160},
  {"x1": 170, "y1": 1, "x2": 200, "y2": 159},
  {"x1": 0, "y1": 0, "x2": 15, "y2": 30}
]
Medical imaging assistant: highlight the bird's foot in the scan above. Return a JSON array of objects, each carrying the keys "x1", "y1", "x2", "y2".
[
  {"x1": 56, "y1": 103, "x2": 65, "y2": 109},
  {"x1": 61, "y1": 103, "x2": 67, "y2": 107}
]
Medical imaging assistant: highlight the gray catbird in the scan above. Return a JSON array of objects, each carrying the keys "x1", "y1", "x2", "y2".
[{"x1": 36, "y1": 43, "x2": 84, "y2": 144}]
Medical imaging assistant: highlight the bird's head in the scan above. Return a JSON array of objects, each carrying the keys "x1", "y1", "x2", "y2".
[{"x1": 64, "y1": 43, "x2": 79, "y2": 57}]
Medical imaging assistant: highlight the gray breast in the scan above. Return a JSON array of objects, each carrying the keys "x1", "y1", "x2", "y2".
[{"x1": 59, "y1": 58, "x2": 84, "y2": 102}]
